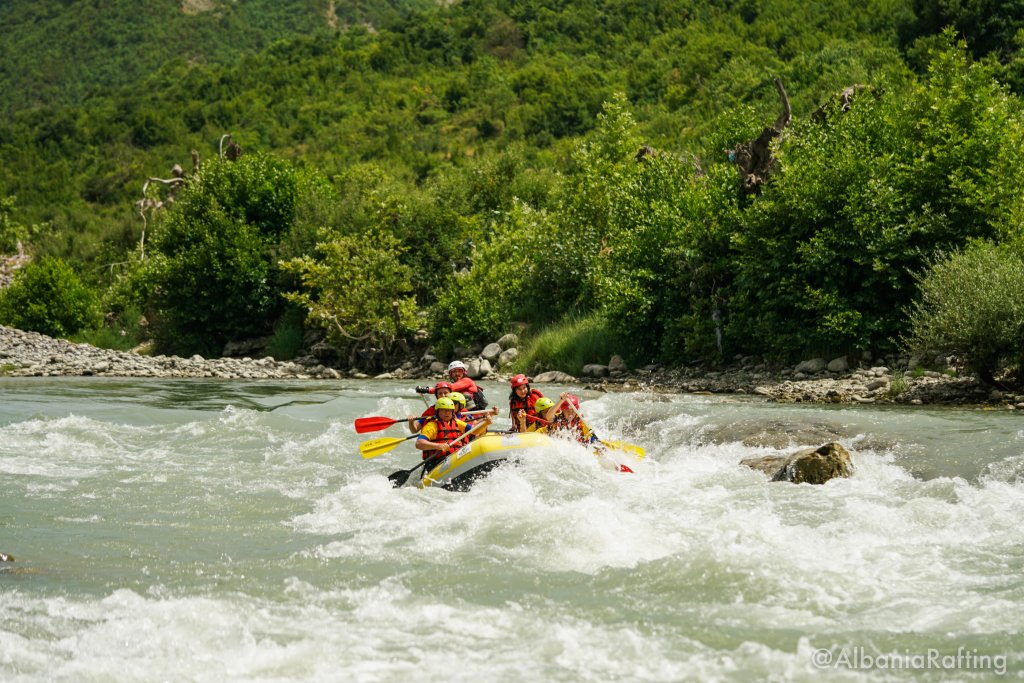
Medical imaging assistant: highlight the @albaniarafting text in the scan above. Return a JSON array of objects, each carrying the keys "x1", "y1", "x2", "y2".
[{"x1": 811, "y1": 646, "x2": 1007, "y2": 675}]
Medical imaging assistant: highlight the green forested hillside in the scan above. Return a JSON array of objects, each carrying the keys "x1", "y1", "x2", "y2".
[
  {"x1": 0, "y1": 0, "x2": 437, "y2": 114},
  {"x1": 2, "y1": 0, "x2": 1024, "y2": 378}
]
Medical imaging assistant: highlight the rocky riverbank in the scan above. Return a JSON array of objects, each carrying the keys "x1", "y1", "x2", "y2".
[
  {"x1": 0, "y1": 325, "x2": 343, "y2": 380},
  {"x1": 2, "y1": 324, "x2": 1023, "y2": 409}
]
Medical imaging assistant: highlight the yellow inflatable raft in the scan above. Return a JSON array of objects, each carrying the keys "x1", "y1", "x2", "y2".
[
  {"x1": 414, "y1": 431, "x2": 645, "y2": 491},
  {"x1": 419, "y1": 431, "x2": 553, "y2": 491}
]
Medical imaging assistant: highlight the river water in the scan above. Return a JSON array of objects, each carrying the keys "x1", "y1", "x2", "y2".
[{"x1": 2, "y1": 378, "x2": 1022, "y2": 681}]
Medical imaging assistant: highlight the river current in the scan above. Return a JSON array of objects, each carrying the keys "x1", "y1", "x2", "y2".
[{"x1": 2, "y1": 378, "x2": 1022, "y2": 681}]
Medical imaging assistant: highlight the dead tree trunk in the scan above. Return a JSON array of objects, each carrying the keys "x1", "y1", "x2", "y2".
[{"x1": 728, "y1": 77, "x2": 791, "y2": 194}]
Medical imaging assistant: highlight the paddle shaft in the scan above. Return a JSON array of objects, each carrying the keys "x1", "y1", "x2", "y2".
[{"x1": 357, "y1": 410, "x2": 494, "y2": 434}]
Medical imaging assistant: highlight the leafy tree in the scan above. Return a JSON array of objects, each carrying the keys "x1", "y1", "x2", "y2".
[
  {"x1": 907, "y1": 241, "x2": 1024, "y2": 384},
  {"x1": 0, "y1": 257, "x2": 100, "y2": 337},
  {"x1": 726, "y1": 38, "x2": 1022, "y2": 358},
  {"x1": 147, "y1": 153, "x2": 320, "y2": 356},
  {"x1": 281, "y1": 229, "x2": 418, "y2": 363}
]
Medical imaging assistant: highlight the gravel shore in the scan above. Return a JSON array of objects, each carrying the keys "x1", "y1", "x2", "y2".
[
  {"x1": 0, "y1": 325, "x2": 342, "y2": 380},
  {"x1": 3, "y1": 324, "x2": 1023, "y2": 409}
]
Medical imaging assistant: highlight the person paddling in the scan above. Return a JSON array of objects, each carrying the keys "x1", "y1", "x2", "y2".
[
  {"x1": 443, "y1": 360, "x2": 488, "y2": 409},
  {"x1": 416, "y1": 397, "x2": 473, "y2": 468},
  {"x1": 548, "y1": 393, "x2": 597, "y2": 446},
  {"x1": 408, "y1": 381, "x2": 453, "y2": 433},
  {"x1": 509, "y1": 374, "x2": 544, "y2": 432},
  {"x1": 522, "y1": 396, "x2": 557, "y2": 432}
]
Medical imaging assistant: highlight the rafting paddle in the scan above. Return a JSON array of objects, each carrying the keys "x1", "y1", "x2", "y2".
[
  {"x1": 356, "y1": 410, "x2": 495, "y2": 433},
  {"x1": 388, "y1": 459, "x2": 429, "y2": 488},
  {"x1": 355, "y1": 416, "x2": 408, "y2": 433},
  {"x1": 359, "y1": 433, "x2": 420, "y2": 459}
]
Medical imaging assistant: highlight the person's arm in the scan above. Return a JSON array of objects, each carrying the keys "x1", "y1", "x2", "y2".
[
  {"x1": 449, "y1": 377, "x2": 477, "y2": 393},
  {"x1": 558, "y1": 393, "x2": 579, "y2": 419},
  {"x1": 415, "y1": 423, "x2": 448, "y2": 455},
  {"x1": 407, "y1": 415, "x2": 423, "y2": 433}
]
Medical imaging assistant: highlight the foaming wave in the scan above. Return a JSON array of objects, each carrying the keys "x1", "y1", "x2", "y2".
[{"x1": 297, "y1": 441, "x2": 682, "y2": 573}]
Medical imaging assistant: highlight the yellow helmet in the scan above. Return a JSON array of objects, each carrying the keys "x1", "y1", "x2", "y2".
[
  {"x1": 534, "y1": 397, "x2": 555, "y2": 412},
  {"x1": 449, "y1": 391, "x2": 467, "y2": 406},
  {"x1": 435, "y1": 397, "x2": 456, "y2": 411}
]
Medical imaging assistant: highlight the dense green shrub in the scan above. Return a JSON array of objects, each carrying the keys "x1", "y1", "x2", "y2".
[
  {"x1": 73, "y1": 305, "x2": 147, "y2": 352},
  {"x1": 725, "y1": 39, "x2": 1020, "y2": 358},
  {"x1": 147, "y1": 154, "x2": 320, "y2": 356},
  {"x1": 281, "y1": 229, "x2": 418, "y2": 361},
  {"x1": 0, "y1": 196, "x2": 48, "y2": 253},
  {"x1": 264, "y1": 307, "x2": 306, "y2": 361},
  {"x1": 0, "y1": 257, "x2": 100, "y2": 337},
  {"x1": 906, "y1": 242, "x2": 1024, "y2": 383}
]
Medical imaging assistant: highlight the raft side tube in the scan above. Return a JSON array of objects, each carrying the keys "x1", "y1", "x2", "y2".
[{"x1": 420, "y1": 432, "x2": 553, "y2": 490}]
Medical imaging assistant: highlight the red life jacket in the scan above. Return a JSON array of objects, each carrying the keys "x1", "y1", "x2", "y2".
[
  {"x1": 509, "y1": 387, "x2": 544, "y2": 430},
  {"x1": 421, "y1": 417, "x2": 467, "y2": 459},
  {"x1": 431, "y1": 417, "x2": 464, "y2": 443},
  {"x1": 509, "y1": 388, "x2": 543, "y2": 417}
]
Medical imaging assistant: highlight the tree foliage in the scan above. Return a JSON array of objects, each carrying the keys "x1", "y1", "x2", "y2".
[
  {"x1": 2, "y1": 1, "x2": 1024, "y2": 371},
  {"x1": 0, "y1": 257, "x2": 100, "y2": 338},
  {"x1": 281, "y1": 229, "x2": 418, "y2": 360},
  {"x1": 907, "y1": 241, "x2": 1024, "y2": 382},
  {"x1": 146, "y1": 153, "x2": 323, "y2": 356}
]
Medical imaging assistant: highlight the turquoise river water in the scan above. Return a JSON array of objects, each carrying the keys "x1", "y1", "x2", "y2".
[{"x1": 2, "y1": 378, "x2": 1023, "y2": 681}]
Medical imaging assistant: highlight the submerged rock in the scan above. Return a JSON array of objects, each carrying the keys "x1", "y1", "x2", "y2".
[
  {"x1": 700, "y1": 419, "x2": 847, "y2": 449},
  {"x1": 741, "y1": 442, "x2": 853, "y2": 484}
]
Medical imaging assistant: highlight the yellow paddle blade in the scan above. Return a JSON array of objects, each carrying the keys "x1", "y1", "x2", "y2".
[
  {"x1": 359, "y1": 436, "x2": 411, "y2": 459},
  {"x1": 599, "y1": 439, "x2": 646, "y2": 460}
]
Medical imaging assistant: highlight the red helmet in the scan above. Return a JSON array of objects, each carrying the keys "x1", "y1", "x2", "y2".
[
  {"x1": 563, "y1": 394, "x2": 580, "y2": 409},
  {"x1": 434, "y1": 381, "x2": 452, "y2": 392},
  {"x1": 510, "y1": 374, "x2": 530, "y2": 388}
]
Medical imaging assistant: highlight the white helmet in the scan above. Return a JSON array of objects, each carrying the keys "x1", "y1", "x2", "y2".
[{"x1": 447, "y1": 360, "x2": 467, "y2": 372}]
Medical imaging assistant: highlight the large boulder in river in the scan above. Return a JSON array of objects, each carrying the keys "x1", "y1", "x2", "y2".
[
  {"x1": 481, "y1": 343, "x2": 502, "y2": 362},
  {"x1": 582, "y1": 363, "x2": 609, "y2": 378},
  {"x1": 498, "y1": 348, "x2": 518, "y2": 367},
  {"x1": 533, "y1": 370, "x2": 576, "y2": 383},
  {"x1": 741, "y1": 442, "x2": 853, "y2": 484},
  {"x1": 496, "y1": 333, "x2": 519, "y2": 349}
]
